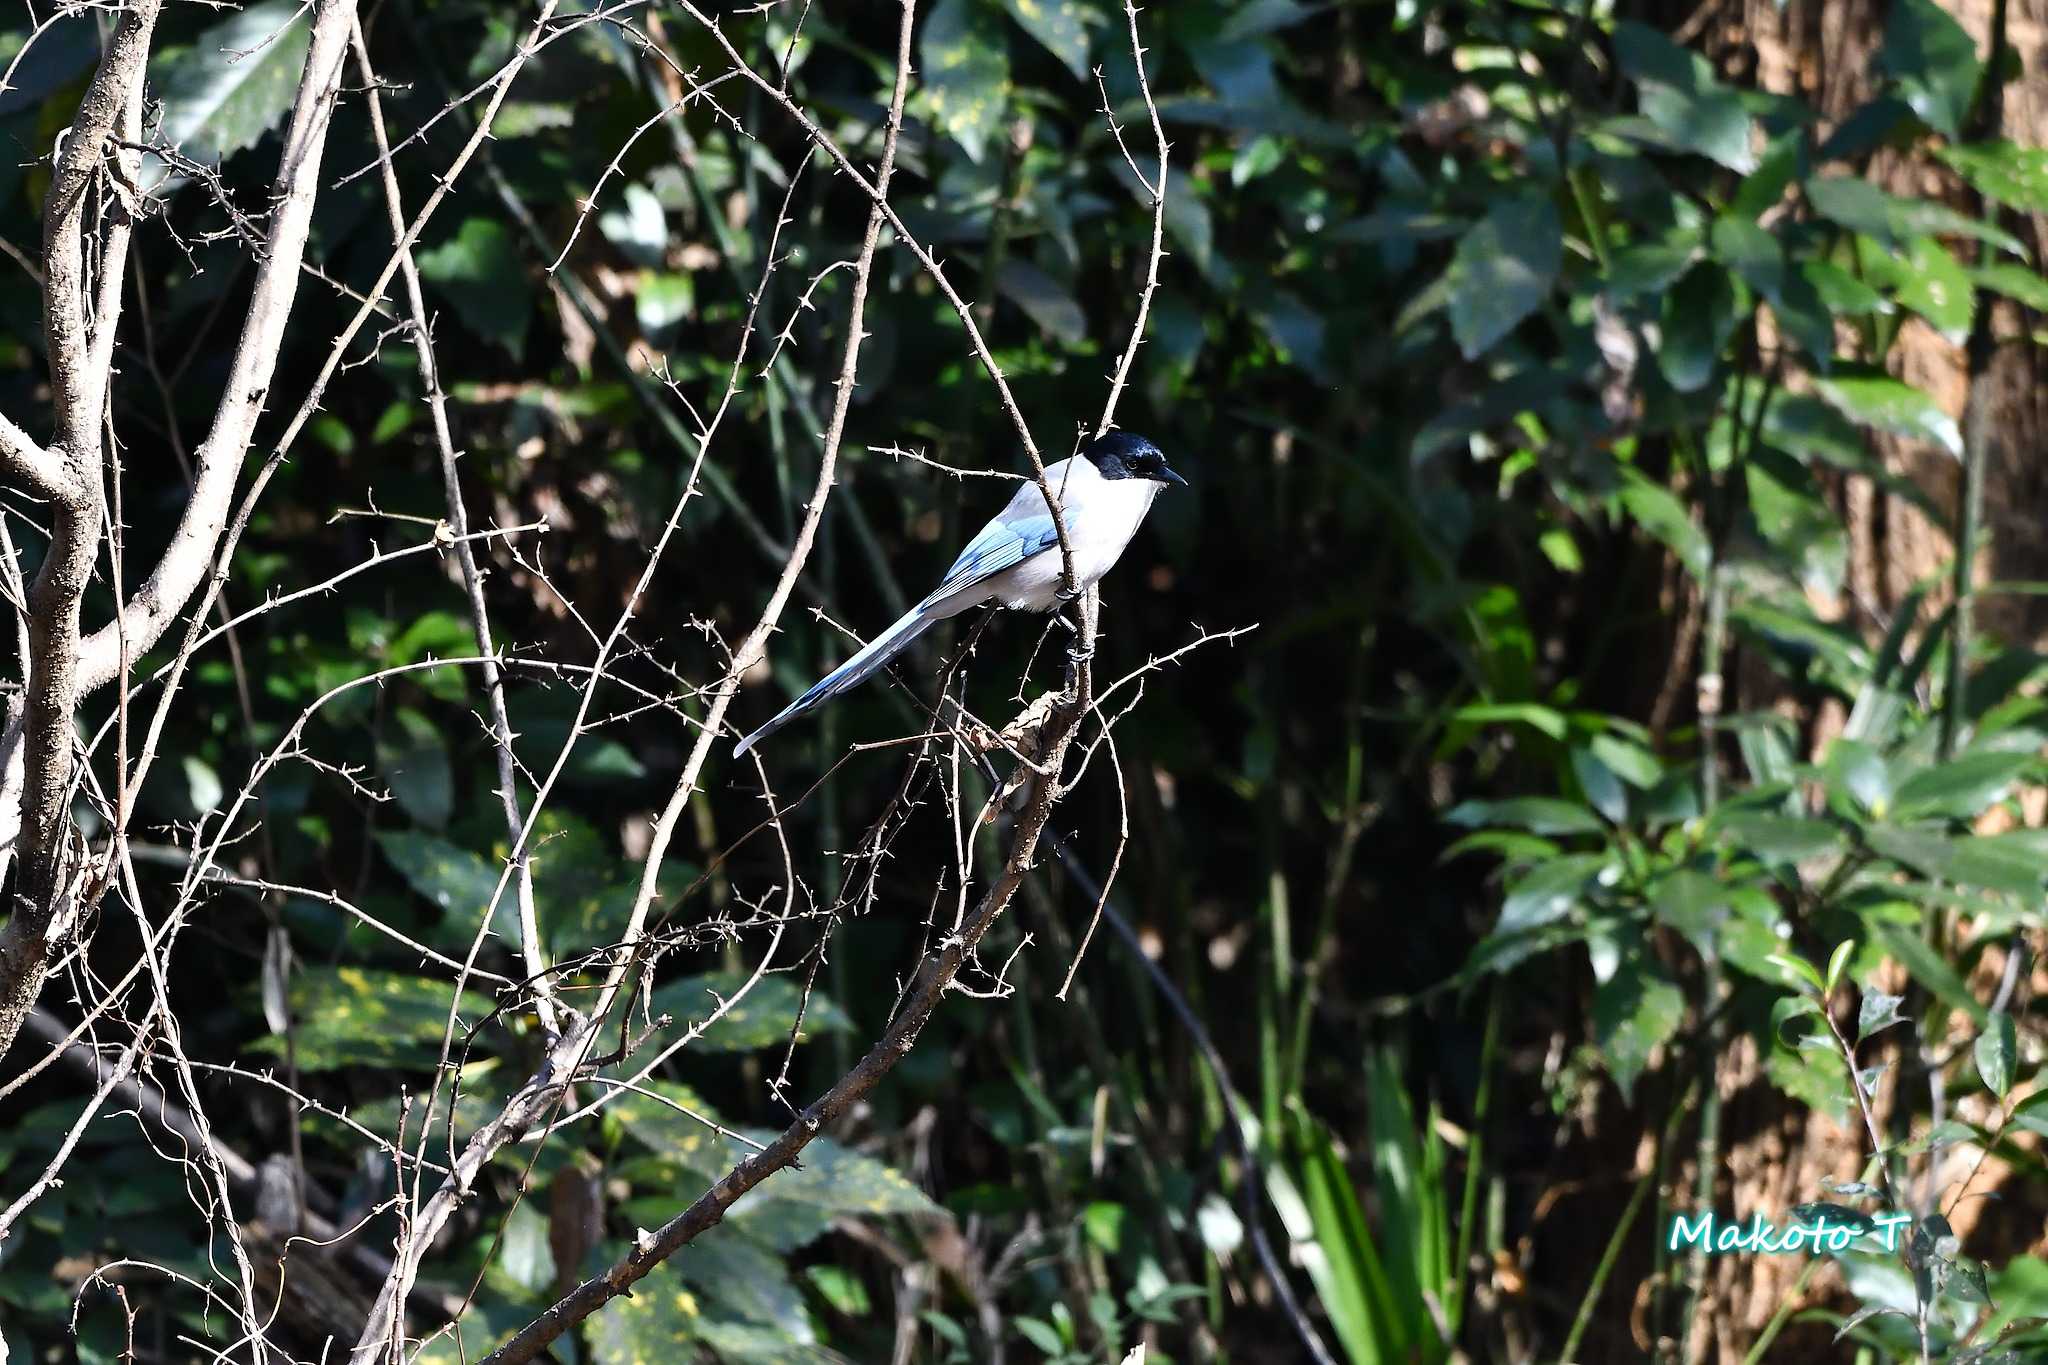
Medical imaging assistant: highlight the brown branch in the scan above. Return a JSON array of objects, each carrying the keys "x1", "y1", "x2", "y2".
[
  {"x1": 73, "y1": 0, "x2": 358, "y2": 695},
  {"x1": 0, "y1": 414, "x2": 64, "y2": 501},
  {"x1": 478, "y1": 604, "x2": 1100, "y2": 1365},
  {"x1": 0, "y1": 0, "x2": 162, "y2": 1065}
]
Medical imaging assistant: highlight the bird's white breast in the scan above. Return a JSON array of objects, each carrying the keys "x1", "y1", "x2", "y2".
[{"x1": 988, "y1": 459, "x2": 1161, "y2": 612}]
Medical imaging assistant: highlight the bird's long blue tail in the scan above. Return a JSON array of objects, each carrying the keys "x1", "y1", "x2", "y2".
[{"x1": 732, "y1": 607, "x2": 937, "y2": 757}]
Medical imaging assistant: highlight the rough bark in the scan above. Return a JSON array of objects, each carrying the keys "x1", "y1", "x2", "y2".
[
  {"x1": 1656, "y1": 0, "x2": 2048, "y2": 1357},
  {"x1": 0, "y1": 0, "x2": 358, "y2": 1063}
]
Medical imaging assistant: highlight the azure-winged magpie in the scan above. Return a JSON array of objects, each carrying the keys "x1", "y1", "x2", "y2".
[{"x1": 732, "y1": 431, "x2": 1186, "y2": 757}]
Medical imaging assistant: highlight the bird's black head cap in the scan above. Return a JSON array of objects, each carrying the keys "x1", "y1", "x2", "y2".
[{"x1": 1082, "y1": 431, "x2": 1187, "y2": 486}]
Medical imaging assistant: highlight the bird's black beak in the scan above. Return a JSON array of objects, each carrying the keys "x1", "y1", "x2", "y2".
[{"x1": 1157, "y1": 465, "x2": 1189, "y2": 488}]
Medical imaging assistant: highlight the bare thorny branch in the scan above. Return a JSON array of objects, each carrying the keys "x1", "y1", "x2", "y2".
[{"x1": 0, "y1": 0, "x2": 1226, "y2": 1359}]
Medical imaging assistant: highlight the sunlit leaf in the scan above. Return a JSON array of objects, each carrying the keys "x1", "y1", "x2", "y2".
[
  {"x1": 1976, "y1": 1013, "x2": 2017, "y2": 1098},
  {"x1": 150, "y1": 1, "x2": 313, "y2": 178},
  {"x1": 647, "y1": 970, "x2": 853, "y2": 1054},
  {"x1": 1813, "y1": 365, "x2": 1962, "y2": 458},
  {"x1": 1892, "y1": 751, "x2": 2031, "y2": 820},
  {"x1": 1938, "y1": 140, "x2": 2048, "y2": 213},
  {"x1": 922, "y1": 0, "x2": 1010, "y2": 162},
  {"x1": 1858, "y1": 988, "x2": 1906, "y2": 1042},
  {"x1": 1000, "y1": 0, "x2": 1093, "y2": 81},
  {"x1": 1592, "y1": 962, "x2": 1685, "y2": 1101},
  {"x1": 250, "y1": 966, "x2": 495, "y2": 1070},
  {"x1": 1863, "y1": 236, "x2": 1973, "y2": 345},
  {"x1": 1971, "y1": 262, "x2": 2048, "y2": 311}
]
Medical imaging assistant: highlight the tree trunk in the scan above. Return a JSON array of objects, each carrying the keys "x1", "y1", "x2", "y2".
[{"x1": 1653, "y1": 0, "x2": 2048, "y2": 1356}]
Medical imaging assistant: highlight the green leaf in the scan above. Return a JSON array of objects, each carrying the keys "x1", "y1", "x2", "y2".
[
  {"x1": 1770, "y1": 992, "x2": 1823, "y2": 1046},
  {"x1": 1938, "y1": 140, "x2": 2048, "y2": 213},
  {"x1": 614, "y1": 1087, "x2": 938, "y2": 1220},
  {"x1": 250, "y1": 966, "x2": 495, "y2": 1070},
  {"x1": 1710, "y1": 214, "x2": 1784, "y2": 300},
  {"x1": 1605, "y1": 233, "x2": 1699, "y2": 299},
  {"x1": 673, "y1": 1233, "x2": 815, "y2": 1345},
  {"x1": 375, "y1": 830, "x2": 513, "y2": 942},
  {"x1": 1592, "y1": 963, "x2": 1685, "y2": 1102},
  {"x1": 1450, "y1": 702, "x2": 1569, "y2": 740},
  {"x1": 1824, "y1": 737, "x2": 1892, "y2": 817},
  {"x1": 1766, "y1": 952, "x2": 1827, "y2": 996},
  {"x1": 1591, "y1": 734, "x2": 1664, "y2": 787},
  {"x1": 1445, "y1": 194, "x2": 1561, "y2": 359},
  {"x1": 1813, "y1": 365, "x2": 1962, "y2": 458},
  {"x1": 376, "y1": 708, "x2": 453, "y2": 830},
  {"x1": 1801, "y1": 261, "x2": 1889, "y2": 318},
  {"x1": 647, "y1": 970, "x2": 853, "y2": 1054},
  {"x1": 1082, "y1": 1201, "x2": 1126, "y2": 1253},
  {"x1": 1762, "y1": 393, "x2": 1871, "y2": 469},
  {"x1": 386, "y1": 610, "x2": 476, "y2": 665},
  {"x1": 922, "y1": 0, "x2": 1011, "y2": 162},
  {"x1": 499, "y1": 1200, "x2": 555, "y2": 1295},
  {"x1": 1716, "y1": 811, "x2": 1844, "y2": 862},
  {"x1": 636, "y1": 272, "x2": 696, "y2": 344},
  {"x1": 150, "y1": 1, "x2": 314, "y2": 174},
  {"x1": 599, "y1": 183, "x2": 668, "y2": 269},
  {"x1": 1249, "y1": 289, "x2": 1331, "y2": 381},
  {"x1": 1439, "y1": 829, "x2": 1563, "y2": 864},
  {"x1": 996, "y1": 260, "x2": 1087, "y2": 345},
  {"x1": 1000, "y1": 0, "x2": 1092, "y2": 81},
  {"x1": 1620, "y1": 472, "x2": 1711, "y2": 578},
  {"x1": 1498, "y1": 854, "x2": 1606, "y2": 932},
  {"x1": 1280, "y1": 1108, "x2": 1402, "y2": 1364},
  {"x1": 1865, "y1": 823, "x2": 1955, "y2": 877},
  {"x1": 805, "y1": 1265, "x2": 871, "y2": 1317},
  {"x1": 1571, "y1": 747, "x2": 1628, "y2": 825},
  {"x1": 1767, "y1": 1041, "x2": 1850, "y2": 1120},
  {"x1": 1806, "y1": 176, "x2": 2025, "y2": 255},
  {"x1": 1605, "y1": 240, "x2": 1703, "y2": 300},
  {"x1": 1949, "y1": 832, "x2": 2048, "y2": 895},
  {"x1": 1864, "y1": 236, "x2": 1974, "y2": 345},
  {"x1": 1443, "y1": 797, "x2": 1602, "y2": 836},
  {"x1": 418, "y1": 219, "x2": 534, "y2": 360},
  {"x1": 590, "y1": 1266, "x2": 708, "y2": 1363},
  {"x1": 1949, "y1": 1255, "x2": 1993, "y2": 1306},
  {"x1": 1612, "y1": 22, "x2": 1756, "y2": 171},
  {"x1": 1879, "y1": 0, "x2": 1983, "y2": 137},
  {"x1": 1898, "y1": 1118, "x2": 1980, "y2": 1155},
  {"x1": 1858, "y1": 987, "x2": 1906, "y2": 1042},
  {"x1": 1659, "y1": 263, "x2": 1741, "y2": 393},
  {"x1": 1650, "y1": 869, "x2": 1727, "y2": 952},
  {"x1": 1892, "y1": 751, "x2": 2031, "y2": 820},
  {"x1": 1016, "y1": 1318, "x2": 1066, "y2": 1355},
  {"x1": 1825, "y1": 940, "x2": 1855, "y2": 995},
  {"x1": 1971, "y1": 262, "x2": 2048, "y2": 311},
  {"x1": 1976, "y1": 1013, "x2": 2017, "y2": 1098},
  {"x1": 1872, "y1": 920, "x2": 1989, "y2": 1024}
]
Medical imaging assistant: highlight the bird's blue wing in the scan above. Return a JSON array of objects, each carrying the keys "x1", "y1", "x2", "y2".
[{"x1": 926, "y1": 513, "x2": 1060, "y2": 602}]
